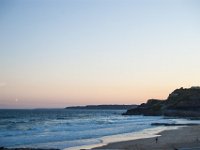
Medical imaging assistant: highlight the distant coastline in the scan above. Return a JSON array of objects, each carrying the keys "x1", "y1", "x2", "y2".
[{"x1": 65, "y1": 104, "x2": 138, "y2": 110}]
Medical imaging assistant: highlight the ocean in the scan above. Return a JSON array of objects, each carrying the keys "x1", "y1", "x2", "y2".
[{"x1": 0, "y1": 109, "x2": 199, "y2": 149}]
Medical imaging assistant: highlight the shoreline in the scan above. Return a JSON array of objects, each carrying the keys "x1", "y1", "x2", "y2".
[
  {"x1": 1, "y1": 125, "x2": 200, "y2": 150},
  {"x1": 92, "y1": 125, "x2": 200, "y2": 150},
  {"x1": 64, "y1": 125, "x2": 181, "y2": 150}
]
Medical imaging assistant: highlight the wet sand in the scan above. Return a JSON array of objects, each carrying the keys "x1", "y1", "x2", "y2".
[{"x1": 92, "y1": 125, "x2": 200, "y2": 150}]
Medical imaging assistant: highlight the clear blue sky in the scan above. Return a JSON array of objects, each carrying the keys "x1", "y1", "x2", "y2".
[{"x1": 0, "y1": 0, "x2": 200, "y2": 108}]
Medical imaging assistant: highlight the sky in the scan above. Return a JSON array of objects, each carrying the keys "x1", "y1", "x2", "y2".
[{"x1": 0, "y1": 0, "x2": 200, "y2": 108}]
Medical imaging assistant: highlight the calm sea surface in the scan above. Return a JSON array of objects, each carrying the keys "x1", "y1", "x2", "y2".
[{"x1": 0, "y1": 109, "x2": 199, "y2": 149}]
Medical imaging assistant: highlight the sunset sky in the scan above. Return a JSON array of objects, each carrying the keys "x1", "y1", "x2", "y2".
[{"x1": 1, "y1": 0, "x2": 200, "y2": 108}]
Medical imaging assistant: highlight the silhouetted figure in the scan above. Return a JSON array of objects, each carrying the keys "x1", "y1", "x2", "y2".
[{"x1": 156, "y1": 137, "x2": 158, "y2": 143}]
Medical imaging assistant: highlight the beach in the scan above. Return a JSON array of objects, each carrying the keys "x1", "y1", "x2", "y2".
[
  {"x1": 1, "y1": 109, "x2": 200, "y2": 150},
  {"x1": 1, "y1": 109, "x2": 180, "y2": 149},
  {"x1": 0, "y1": 125, "x2": 200, "y2": 150},
  {"x1": 92, "y1": 125, "x2": 200, "y2": 150}
]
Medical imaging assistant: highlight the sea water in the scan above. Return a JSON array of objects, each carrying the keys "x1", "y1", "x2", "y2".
[{"x1": 0, "y1": 109, "x2": 199, "y2": 149}]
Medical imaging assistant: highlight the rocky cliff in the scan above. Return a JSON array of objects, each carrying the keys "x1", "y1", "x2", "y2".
[{"x1": 123, "y1": 87, "x2": 200, "y2": 117}]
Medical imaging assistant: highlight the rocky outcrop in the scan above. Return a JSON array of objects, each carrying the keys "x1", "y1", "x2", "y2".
[
  {"x1": 123, "y1": 87, "x2": 200, "y2": 117},
  {"x1": 151, "y1": 123, "x2": 199, "y2": 126},
  {"x1": 0, "y1": 148, "x2": 59, "y2": 150}
]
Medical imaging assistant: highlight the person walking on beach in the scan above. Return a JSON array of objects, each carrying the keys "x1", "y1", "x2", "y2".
[{"x1": 156, "y1": 137, "x2": 158, "y2": 143}]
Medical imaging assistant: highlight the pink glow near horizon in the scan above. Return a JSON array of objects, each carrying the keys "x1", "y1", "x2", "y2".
[{"x1": 1, "y1": 0, "x2": 200, "y2": 108}]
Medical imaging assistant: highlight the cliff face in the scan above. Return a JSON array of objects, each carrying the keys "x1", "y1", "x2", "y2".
[{"x1": 123, "y1": 87, "x2": 200, "y2": 117}]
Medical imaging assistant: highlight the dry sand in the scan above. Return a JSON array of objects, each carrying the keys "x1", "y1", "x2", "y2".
[{"x1": 92, "y1": 125, "x2": 200, "y2": 150}]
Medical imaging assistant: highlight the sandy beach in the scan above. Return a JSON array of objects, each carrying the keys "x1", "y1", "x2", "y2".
[{"x1": 92, "y1": 125, "x2": 200, "y2": 150}]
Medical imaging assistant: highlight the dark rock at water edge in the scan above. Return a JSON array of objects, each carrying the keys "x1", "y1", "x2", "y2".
[
  {"x1": 0, "y1": 148, "x2": 59, "y2": 150},
  {"x1": 151, "y1": 123, "x2": 199, "y2": 126},
  {"x1": 123, "y1": 86, "x2": 200, "y2": 117}
]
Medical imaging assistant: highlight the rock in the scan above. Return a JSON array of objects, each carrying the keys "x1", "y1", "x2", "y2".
[
  {"x1": 0, "y1": 148, "x2": 59, "y2": 150},
  {"x1": 151, "y1": 123, "x2": 199, "y2": 126},
  {"x1": 123, "y1": 87, "x2": 200, "y2": 117}
]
